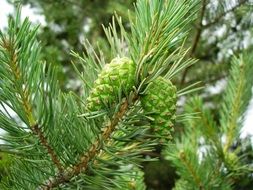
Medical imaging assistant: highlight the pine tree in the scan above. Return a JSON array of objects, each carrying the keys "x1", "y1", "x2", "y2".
[
  {"x1": 164, "y1": 53, "x2": 253, "y2": 190},
  {"x1": 1, "y1": 0, "x2": 253, "y2": 189}
]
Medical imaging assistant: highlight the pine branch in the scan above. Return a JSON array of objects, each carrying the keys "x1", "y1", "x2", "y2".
[
  {"x1": 1, "y1": 37, "x2": 35, "y2": 126},
  {"x1": 164, "y1": 136, "x2": 214, "y2": 190},
  {"x1": 183, "y1": 97, "x2": 221, "y2": 150},
  {"x1": 1, "y1": 33, "x2": 64, "y2": 173},
  {"x1": 129, "y1": 0, "x2": 199, "y2": 84},
  {"x1": 38, "y1": 95, "x2": 138, "y2": 189},
  {"x1": 179, "y1": 151, "x2": 204, "y2": 189},
  {"x1": 32, "y1": 124, "x2": 64, "y2": 173},
  {"x1": 223, "y1": 73, "x2": 244, "y2": 153},
  {"x1": 167, "y1": 54, "x2": 253, "y2": 190},
  {"x1": 221, "y1": 54, "x2": 253, "y2": 153},
  {"x1": 0, "y1": 9, "x2": 64, "y2": 173},
  {"x1": 1, "y1": 1, "x2": 201, "y2": 188},
  {"x1": 164, "y1": 106, "x2": 232, "y2": 190}
]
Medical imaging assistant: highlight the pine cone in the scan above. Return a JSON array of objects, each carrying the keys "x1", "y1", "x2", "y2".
[
  {"x1": 86, "y1": 57, "x2": 136, "y2": 111},
  {"x1": 141, "y1": 76, "x2": 177, "y2": 139}
]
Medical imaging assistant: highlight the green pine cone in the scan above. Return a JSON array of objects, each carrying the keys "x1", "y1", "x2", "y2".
[
  {"x1": 141, "y1": 76, "x2": 177, "y2": 139},
  {"x1": 86, "y1": 57, "x2": 136, "y2": 111}
]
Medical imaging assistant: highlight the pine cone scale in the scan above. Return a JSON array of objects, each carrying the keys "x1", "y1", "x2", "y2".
[
  {"x1": 86, "y1": 57, "x2": 136, "y2": 111},
  {"x1": 140, "y1": 76, "x2": 177, "y2": 139}
]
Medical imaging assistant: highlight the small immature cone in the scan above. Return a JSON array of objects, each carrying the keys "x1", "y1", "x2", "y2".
[
  {"x1": 86, "y1": 57, "x2": 136, "y2": 111},
  {"x1": 141, "y1": 76, "x2": 177, "y2": 140}
]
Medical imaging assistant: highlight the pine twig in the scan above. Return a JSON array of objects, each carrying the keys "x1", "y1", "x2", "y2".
[
  {"x1": 37, "y1": 95, "x2": 138, "y2": 190},
  {"x1": 2, "y1": 38, "x2": 64, "y2": 173},
  {"x1": 32, "y1": 124, "x2": 64, "y2": 173},
  {"x1": 223, "y1": 62, "x2": 244, "y2": 153},
  {"x1": 179, "y1": 151, "x2": 204, "y2": 190},
  {"x1": 2, "y1": 38, "x2": 36, "y2": 126}
]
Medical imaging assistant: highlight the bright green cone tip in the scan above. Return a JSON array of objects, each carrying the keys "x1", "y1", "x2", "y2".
[
  {"x1": 86, "y1": 57, "x2": 136, "y2": 111},
  {"x1": 141, "y1": 76, "x2": 177, "y2": 139}
]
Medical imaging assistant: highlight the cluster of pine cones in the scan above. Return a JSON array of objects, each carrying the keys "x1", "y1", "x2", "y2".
[{"x1": 86, "y1": 57, "x2": 177, "y2": 139}]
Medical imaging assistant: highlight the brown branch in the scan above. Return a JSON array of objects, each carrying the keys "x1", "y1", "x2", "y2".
[
  {"x1": 2, "y1": 38, "x2": 35, "y2": 125},
  {"x1": 32, "y1": 124, "x2": 64, "y2": 173},
  {"x1": 203, "y1": 0, "x2": 247, "y2": 28},
  {"x1": 2, "y1": 39, "x2": 64, "y2": 173},
  {"x1": 180, "y1": 0, "x2": 207, "y2": 86},
  {"x1": 37, "y1": 97, "x2": 137, "y2": 190}
]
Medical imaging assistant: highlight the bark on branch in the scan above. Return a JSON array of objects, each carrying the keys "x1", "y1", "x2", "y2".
[{"x1": 37, "y1": 96, "x2": 137, "y2": 190}]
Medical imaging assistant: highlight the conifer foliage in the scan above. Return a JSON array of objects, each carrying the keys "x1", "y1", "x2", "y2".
[
  {"x1": 0, "y1": 0, "x2": 253, "y2": 189},
  {"x1": 0, "y1": 1, "x2": 198, "y2": 189},
  {"x1": 165, "y1": 54, "x2": 253, "y2": 190}
]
